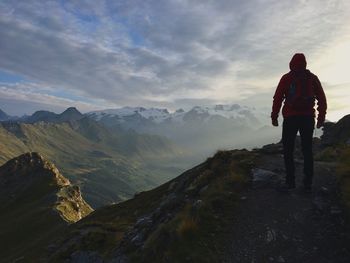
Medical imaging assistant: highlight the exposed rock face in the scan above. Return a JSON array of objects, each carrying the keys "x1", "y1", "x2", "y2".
[
  {"x1": 0, "y1": 152, "x2": 93, "y2": 223},
  {"x1": 321, "y1": 115, "x2": 350, "y2": 146}
]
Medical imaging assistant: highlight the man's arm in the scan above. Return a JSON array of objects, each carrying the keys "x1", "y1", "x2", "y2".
[
  {"x1": 271, "y1": 76, "x2": 286, "y2": 126},
  {"x1": 313, "y1": 76, "x2": 327, "y2": 128}
]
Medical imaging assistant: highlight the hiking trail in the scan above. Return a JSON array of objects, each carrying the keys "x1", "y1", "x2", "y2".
[{"x1": 223, "y1": 148, "x2": 350, "y2": 263}]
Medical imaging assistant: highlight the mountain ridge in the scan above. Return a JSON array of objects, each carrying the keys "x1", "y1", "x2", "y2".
[
  {"x1": 22, "y1": 107, "x2": 84, "y2": 123},
  {"x1": 0, "y1": 152, "x2": 93, "y2": 261},
  {"x1": 87, "y1": 104, "x2": 266, "y2": 128}
]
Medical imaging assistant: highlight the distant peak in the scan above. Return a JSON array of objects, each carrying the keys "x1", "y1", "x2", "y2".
[{"x1": 63, "y1": 107, "x2": 81, "y2": 114}]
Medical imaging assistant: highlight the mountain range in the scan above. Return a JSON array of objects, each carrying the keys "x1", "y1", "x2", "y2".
[
  {"x1": 87, "y1": 105, "x2": 281, "y2": 158},
  {"x1": 87, "y1": 104, "x2": 267, "y2": 130},
  {"x1": 1, "y1": 114, "x2": 349, "y2": 262}
]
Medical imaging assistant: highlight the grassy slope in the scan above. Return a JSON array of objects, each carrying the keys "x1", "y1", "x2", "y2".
[
  {"x1": 0, "y1": 182, "x2": 65, "y2": 262},
  {"x1": 0, "y1": 153, "x2": 94, "y2": 262},
  {"x1": 0, "y1": 121, "x2": 185, "y2": 207},
  {"x1": 47, "y1": 150, "x2": 256, "y2": 262},
  {"x1": 336, "y1": 146, "x2": 350, "y2": 212},
  {"x1": 315, "y1": 143, "x2": 350, "y2": 216}
]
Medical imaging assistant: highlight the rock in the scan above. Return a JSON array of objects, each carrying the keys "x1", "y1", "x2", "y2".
[
  {"x1": 168, "y1": 182, "x2": 177, "y2": 191},
  {"x1": 266, "y1": 228, "x2": 276, "y2": 243},
  {"x1": 135, "y1": 215, "x2": 152, "y2": 228},
  {"x1": 251, "y1": 168, "x2": 279, "y2": 188},
  {"x1": 159, "y1": 193, "x2": 181, "y2": 211},
  {"x1": 282, "y1": 234, "x2": 289, "y2": 240},
  {"x1": 260, "y1": 143, "x2": 283, "y2": 154},
  {"x1": 192, "y1": 199, "x2": 203, "y2": 210},
  {"x1": 277, "y1": 256, "x2": 285, "y2": 262},
  {"x1": 199, "y1": 185, "x2": 209, "y2": 194},
  {"x1": 320, "y1": 186, "x2": 329, "y2": 195},
  {"x1": 69, "y1": 251, "x2": 104, "y2": 263},
  {"x1": 330, "y1": 206, "x2": 342, "y2": 215},
  {"x1": 130, "y1": 233, "x2": 144, "y2": 246},
  {"x1": 312, "y1": 196, "x2": 330, "y2": 213}
]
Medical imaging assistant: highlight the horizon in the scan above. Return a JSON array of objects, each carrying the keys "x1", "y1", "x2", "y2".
[
  {"x1": 0, "y1": 102, "x2": 265, "y2": 116},
  {"x1": 1, "y1": 1, "x2": 350, "y2": 122}
]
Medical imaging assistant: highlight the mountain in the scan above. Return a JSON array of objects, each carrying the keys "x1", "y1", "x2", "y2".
[
  {"x1": 0, "y1": 152, "x2": 92, "y2": 262},
  {"x1": 0, "y1": 117, "x2": 188, "y2": 208},
  {"x1": 0, "y1": 108, "x2": 11, "y2": 121},
  {"x1": 87, "y1": 104, "x2": 280, "y2": 158},
  {"x1": 24, "y1": 107, "x2": 84, "y2": 123},
  {"x1": 41, "y1": 115, "x2": 350, "y2": 262},
  {"x1": 87, "y1": 104, "x2": 266, "y2": 129}
]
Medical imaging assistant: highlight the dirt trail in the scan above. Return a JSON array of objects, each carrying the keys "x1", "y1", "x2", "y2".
[{"x1": 223, "y1": 152, "x2": 350, "y2": 263}]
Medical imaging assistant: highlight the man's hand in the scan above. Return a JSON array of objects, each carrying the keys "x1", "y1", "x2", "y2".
[
  {"x1": 316, "y1": 119, "x2": 324, "y2": 129},
  {"x1": 272, "y1": 118, "x2": 279, "y2": 127}
]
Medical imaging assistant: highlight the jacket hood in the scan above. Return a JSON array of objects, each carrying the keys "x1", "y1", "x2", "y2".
[{"x1": 289, "y1": 53, "x2": 307, "y2": 71}]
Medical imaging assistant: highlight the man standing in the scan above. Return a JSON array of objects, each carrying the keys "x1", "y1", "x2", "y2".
[{"x1": 271, "y1": 53, "x2": 327, "y2": 192}]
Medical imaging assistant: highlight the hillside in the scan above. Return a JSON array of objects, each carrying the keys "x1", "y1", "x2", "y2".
[
  {"x1": 0, "y1": 118, "x2": 187, "y2": 208},
  {"x1": 42, "y1": 116, "x2": 350, "y2": 262},
  {"x1": 0, "y1": 152, "x2": 93, "y2": 262}
]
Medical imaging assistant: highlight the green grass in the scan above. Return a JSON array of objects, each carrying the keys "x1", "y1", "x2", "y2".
[
  {"x1": 47, "y1": 149, "x2": 256, "y2": 262},
  {"x1": 335, "y1": 146, "x2": 350, "y2": 213},
  {"x1": 130, "y1": 150, "x2": 255, "y2": 262}
]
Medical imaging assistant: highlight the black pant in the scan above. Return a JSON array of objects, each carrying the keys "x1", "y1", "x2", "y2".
[{"x1": 282, "y1": 116, "x2": 315, "y2": 186}]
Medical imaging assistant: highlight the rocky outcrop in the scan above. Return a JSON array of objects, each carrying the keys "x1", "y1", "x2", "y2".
[
  {"x1": 0, "y1": 152, "x2": 93, "y2": 262},
  {"x1": 0, "y1": 152, "x2": 93, "y2": 223},
  {"x1": 321, "y1": 115, "x2": 350, "y2": 146}
]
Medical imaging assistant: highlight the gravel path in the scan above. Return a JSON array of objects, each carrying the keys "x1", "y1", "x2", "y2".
[{"x1": 224, "y1": 153, "x2": 350, "y2": 263}]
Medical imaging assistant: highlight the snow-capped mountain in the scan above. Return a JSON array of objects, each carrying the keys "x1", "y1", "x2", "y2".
[
  {"x1": 87, "y1": 104, "x2": 268, "y2": 129},
  {"x1": 87, "y1": 104, "x2": 278, "y2": 158},
  {"x1": 88, "y1": 107, "x2": 171, "y2": 124}
]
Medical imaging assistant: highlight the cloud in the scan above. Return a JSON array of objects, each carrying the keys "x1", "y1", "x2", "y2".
[
  {"x1": 0, "y1": 0, "x2": 349, "y2": 116},
  {"x1": 0, "y1": 83, "x2": 110, "y2": 115}
]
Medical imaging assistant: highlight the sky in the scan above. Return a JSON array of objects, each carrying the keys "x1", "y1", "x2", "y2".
[{"x1": 0, "y1": 0, "x2": 350, "y2": 121}]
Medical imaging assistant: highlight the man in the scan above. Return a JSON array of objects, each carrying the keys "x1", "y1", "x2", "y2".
[{"x1": 271, "y1": 53, "x2": 327, "y2": 192}]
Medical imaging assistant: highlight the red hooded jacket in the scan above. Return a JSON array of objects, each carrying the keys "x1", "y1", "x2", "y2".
[{"x1": 271, "y1": 53, "x2": 327, "y2": 122}]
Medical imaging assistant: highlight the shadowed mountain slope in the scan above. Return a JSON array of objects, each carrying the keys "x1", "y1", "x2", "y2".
[{"x1": 0, "y1": 152, "x2": 93, "y2": 262}]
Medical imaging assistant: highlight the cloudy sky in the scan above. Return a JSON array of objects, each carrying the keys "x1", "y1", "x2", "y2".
[{"x1": 0, "y1": 0, "x2": 349, "y2": 121}]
